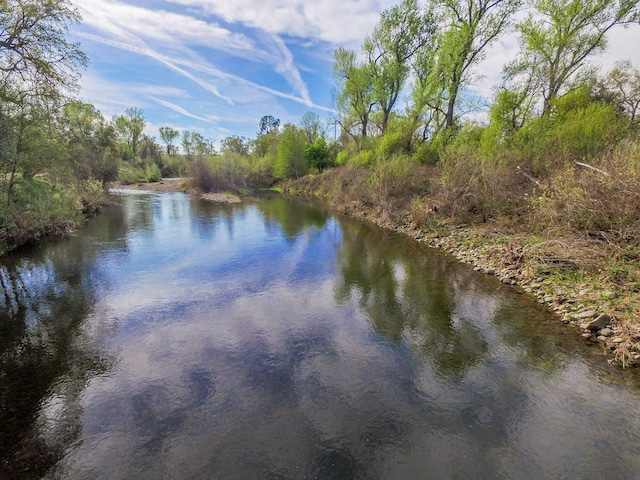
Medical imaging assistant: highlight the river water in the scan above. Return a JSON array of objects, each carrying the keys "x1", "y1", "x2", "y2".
[{"x1": 1, "y1": 191, "x2": 640, "y2": 479}]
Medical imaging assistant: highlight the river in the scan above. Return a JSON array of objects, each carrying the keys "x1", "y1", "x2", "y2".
[{"x1": 1, "y1": 191, "x2": 640, "y2": 479}]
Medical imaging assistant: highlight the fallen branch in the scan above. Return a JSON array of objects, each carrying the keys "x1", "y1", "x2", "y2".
[
  {"x1": 516, "y1": 166, "x2": 542, "y2": 186},
  {"x1": 576, "y1": 161, "x2": 610, "y2": 176}
]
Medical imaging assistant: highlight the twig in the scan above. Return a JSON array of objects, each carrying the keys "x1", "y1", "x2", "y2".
[
  {"x1": 516, "y1": 166, "x2": 542, "y2": 186},
  {"x1": 576, "y1": 161, "x2": 610, "y2": 176}
]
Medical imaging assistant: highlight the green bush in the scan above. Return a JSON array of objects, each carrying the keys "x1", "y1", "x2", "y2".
[
  {"x1": 118, "y1": 165, "x2": 144, "y2": 185},
  {"x1": 143, "y1": 163, "x2": 162, "y2": 183}
]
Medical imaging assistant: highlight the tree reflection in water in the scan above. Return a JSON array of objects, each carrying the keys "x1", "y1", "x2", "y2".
[{"x1": 0, "y1": 206, "x2": 125, "y2": 479}]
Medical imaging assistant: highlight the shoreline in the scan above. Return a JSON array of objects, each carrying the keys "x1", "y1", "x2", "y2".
[
  {"x1": 314, "y1": 199, "x2": 640, "y2": 369},
  {"x1": 110, "y1": 179, "x2": 241, "y2": 203}
]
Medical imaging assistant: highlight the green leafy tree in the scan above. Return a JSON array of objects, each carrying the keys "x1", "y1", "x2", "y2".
[
  {"x1": 253, "y1": 130, "x2": 278, "y2": 158},
  {"x1": 159, "y1": 126, "x2": 180, "y2": 155},
  {"x1": 221, "y1": 135, "x2": 252, "y2": 156},
  {"x1": 507, "y1": 0, "x2": 640, "y2": 116},
  {"x1": 139, "y1": 135, "x2": 162, "y2": 162},
  {"x1": 0, "y1": 0, "x2": 87, "y2": 206},
  {"x1": 181, "y1": 131, "x2": 216, "y2": 157},
  {"x1": 424, "y1": 0, "x2": 521, "y2": 133},
  {"x1": 113, "y1": 107, "x2": 145, "y2": 161},
  {"x1": 364, "y1": 0, "x2": 435, "y2": 134},
  {"x1": 59, "y1": 100, "x2": 118, "y2": 183},
  {"x1": 333, "y1": 47, "x2": 376, "y2": 142},
  {"x1": 275, "y1": 123, "x2": 307, "y2": 179},
  {"x1": 0, "y1": 0, "x2": 87, "y2": 104},
  {"x1": 299, "y1": 111, "x2": 325, "y2": 144},
  {"x1": 304, "y1": 137, "x2": 332, "y2": 173}
]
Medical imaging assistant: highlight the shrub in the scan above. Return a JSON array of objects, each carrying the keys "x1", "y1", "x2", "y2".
[
  {"x1": 531, "y1": 141, "x2": 640, "y2": 239},
  {"x1": 143, "y1": 163, "x2": 162, "y2": 183},
  {"x1": 188, "y1": 157, "x2": 217, "y2": 192}
]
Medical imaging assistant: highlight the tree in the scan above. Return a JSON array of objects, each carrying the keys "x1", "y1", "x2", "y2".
[
  {"x1": 299, "y1": 111, "x2": 325, "y2": 144},
  {"x1": 597, "y1": 60, "x2": 640, "y2": 123},
  {"x1": 59, "y1": 100, "x2": 118, "y2": 183},
  {"x1": 425, "y1": 0, "x2": 521, "y2": 133},
  {"x1": 0, "y1": 0, "x2": 88, "y2": 205},
  {"x1": 113, "y1": 108, "x2": 145, "y2": 161},
  {"x1": 507, "y1": 0, "x2": 640, "y2": 116},
  {"x1": 333, "y1": 47, "x2": 376, "y2": 142},
  {"x1": 364, "y1": 0, "x2": 435, "y2": 134},
  {"x1": 159, "y1": 126, "x2": 180, "y2": 155},
  {"x1": 221, "y1": 135, "x2": 252, "y2": 156},
  {"x1": 253, "y1": 130, "x2": 278, "y2": 158},
  {"x1": 139, "y1": 135, "x2": 162, "y2": 162},
  {"x1": 304, "y1": 137, "x2": 332, "y2": 173},
  {"x1": 0, "y1": 0, "x2": 87, "y2": 104},
  {"x1": 258, "y1": 115, "x2": 280, "y2": 135},
  {"x1": 181, "y1": 131, "x2": 216, "y2": 157},
  {"x1": 275, "y1": 123, "x2": 307, "y2": 179}
]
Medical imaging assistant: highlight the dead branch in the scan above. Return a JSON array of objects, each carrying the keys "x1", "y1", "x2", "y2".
[
  {"x1": 576, "y1": 161, "x2": 610, "y2": 176},
  {"x1": 516, "y1": 166, "x2": 542, "y2": 186}
]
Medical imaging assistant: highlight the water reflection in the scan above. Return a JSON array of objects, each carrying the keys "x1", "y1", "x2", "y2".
[
  {"x1": 0, "y1": 208, "x2": 126, "y2": 479},
  {"x1": 335, "y1": 221, "x2": 490, "y2": 378},
  {"x1": 2, "y1": 192, "x2": 640, "y2": 480}
]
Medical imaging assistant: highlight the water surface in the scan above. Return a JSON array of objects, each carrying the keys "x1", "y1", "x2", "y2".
[{"x1": 1, "y1": 192, "x2": 640, "y2": 479}]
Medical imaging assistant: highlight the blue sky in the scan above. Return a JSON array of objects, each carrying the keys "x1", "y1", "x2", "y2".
[{"x1": 69, "y1": 0, "x2": 640, "y2": 145}]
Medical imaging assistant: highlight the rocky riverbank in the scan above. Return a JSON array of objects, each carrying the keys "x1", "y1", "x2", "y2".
[{"x1": 315, "y1": 199, "x2": 640, "y2": 369}]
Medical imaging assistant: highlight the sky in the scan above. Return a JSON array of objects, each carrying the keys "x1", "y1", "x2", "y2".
[{"x1": 69, "y1": 0, "x2": 640, "y2": 145}]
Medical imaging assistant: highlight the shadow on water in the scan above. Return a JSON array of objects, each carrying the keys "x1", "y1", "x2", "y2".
[{"x1": 0, "y1": 206, "x2": 127, "y2": 479}]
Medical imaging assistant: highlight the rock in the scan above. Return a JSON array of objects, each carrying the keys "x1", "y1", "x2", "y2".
[
  {"x1": 486, "y1": 268, "x2": 496, "y2": 275},
  {"x1": 577, "y1": 310, "x2": 597, "y2": 320},
  {"x1": 599, "y1": 328, "x2": 613, "y2": 337},
  {"x1": 530, "y1": 282, "x2": 543, "y2": 289},
  {"x1": 579, "y1": 289, "x2": 590, "y2": 296},
  {"x1": 597, "y1": 336, "x2": 607, "y2": 342},
  {"x1": 602, "y1": 291, "x2": 618, "y2": 300},
  {"x1": 544, "y1": 296, "x2": 554, "y2": 303},
  {"x1": 586, "y1": 314, "x2": 611, "y2": 331},
  {"x1": 613, "y1": 337, "x2": 625, "y2": 344},
  {"x1": 581, "y1": 333, "x2": 593, "y2": 339},
  {"x1": 600, "y1": 327, "x2": 613, "y2": 337}
]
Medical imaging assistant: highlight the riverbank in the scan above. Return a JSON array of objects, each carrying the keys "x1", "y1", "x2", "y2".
[
  {"x1": 283, "y1": 166, "x2": 640, "y2": 369},
  {"x1": 0, "y1": 179, "x2": 109, "y2": 257},
  {"x1": 110, "y1": 179, "x2": 242, "y2": 203}
]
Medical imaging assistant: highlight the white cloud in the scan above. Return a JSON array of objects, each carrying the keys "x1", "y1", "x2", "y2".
[
  {"x1": 168, "y1": 0, "x2": 397, "y2": 47},
  {"x1": 77, "y1": 0, "x2": 257, "y2": 57},
  {"x1": 150, "y1": 97, "x2": 218, "y2": 123},
  {"x1": 75, "y1": 0, "x2": 318, "y2": 107}
]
